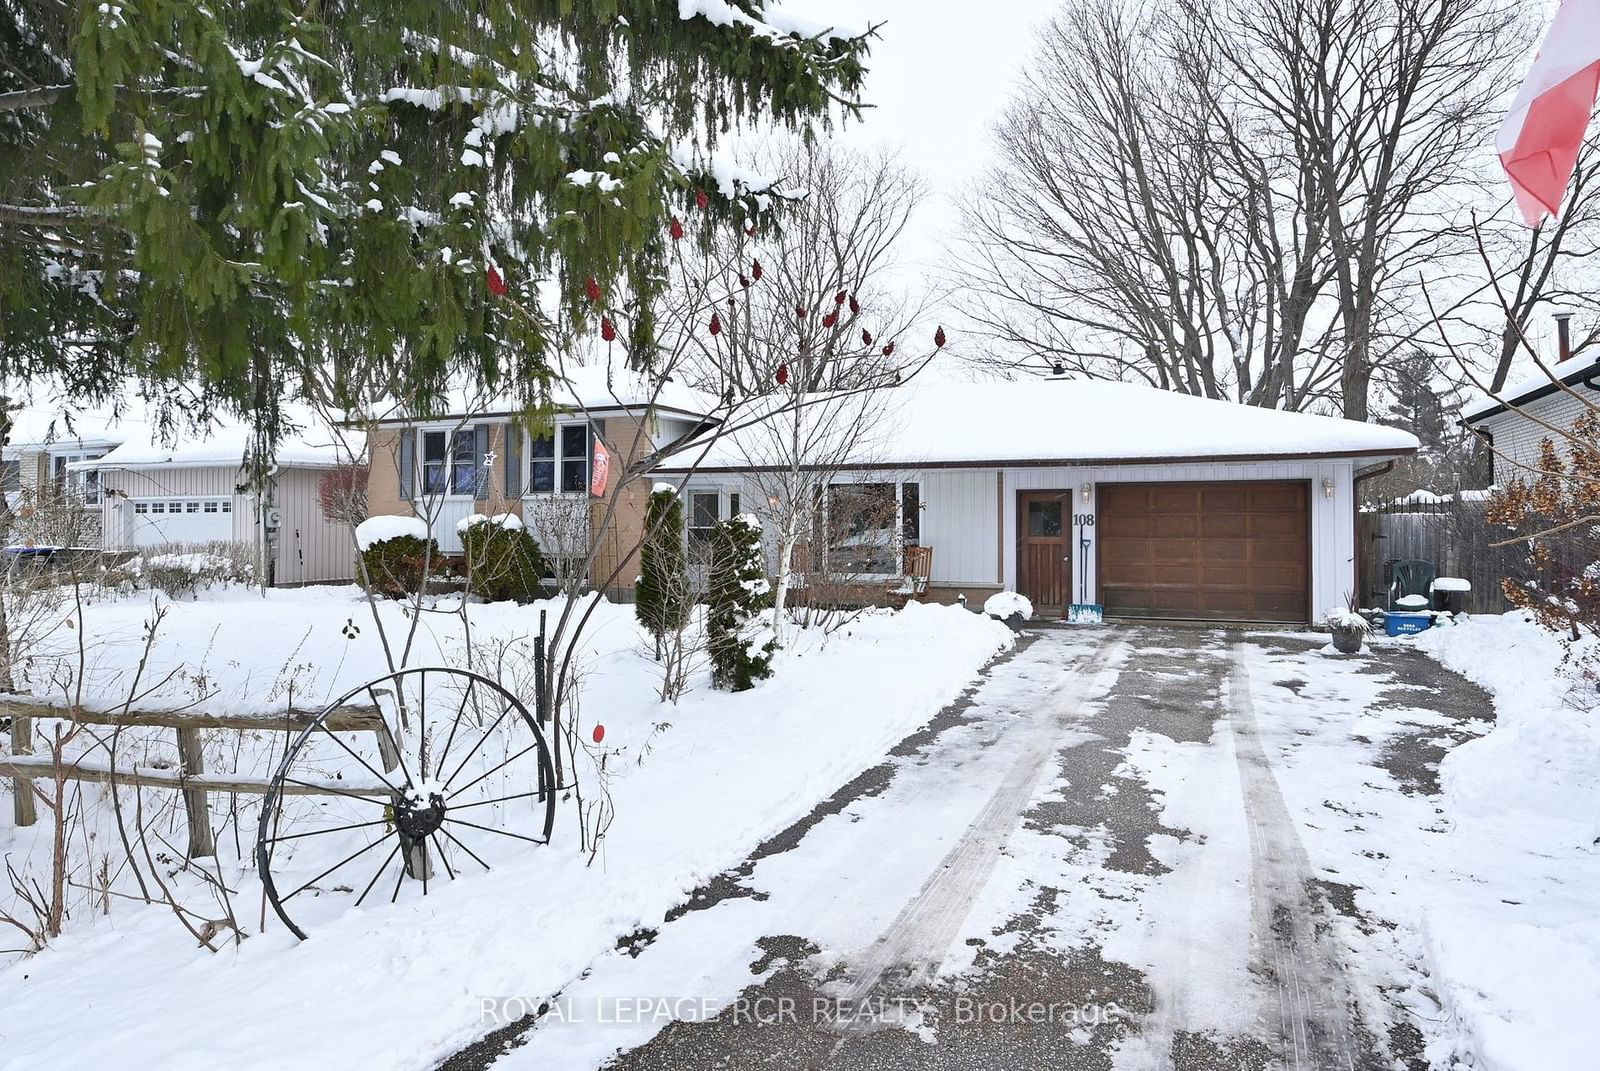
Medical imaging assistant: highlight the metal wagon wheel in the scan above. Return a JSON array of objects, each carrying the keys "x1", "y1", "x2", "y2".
[{"x1": 256, "y1": 667, "x2": 556, "y2": 939}]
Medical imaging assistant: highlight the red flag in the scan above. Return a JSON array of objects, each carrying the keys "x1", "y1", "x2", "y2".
[
  {"x1": 1498, "y1": 0, "x2": 1600, "y2": 225},
  {"x1": 590, "y1": 439, "x2": 610, "y2": 497}
]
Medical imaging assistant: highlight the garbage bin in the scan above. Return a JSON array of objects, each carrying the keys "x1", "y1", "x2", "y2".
[{"x1": 1430, "y1": 577, "x2": 1471, "y2": 614}]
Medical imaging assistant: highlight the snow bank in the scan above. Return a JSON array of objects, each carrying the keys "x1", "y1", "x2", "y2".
[
  {"x1": 355, "y1": 514, "x2": 429, "y2": 550},
  {"x1": 983, "y1": 590, "x2": 1032, "y2": 621},
  {"x1": 1411, "y1": 613, "x2": 1600, "y2": 1070}
]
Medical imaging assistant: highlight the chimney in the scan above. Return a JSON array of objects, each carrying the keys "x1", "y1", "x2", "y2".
[{"x1": 1556, "y1": 311, "x2": 1574, "y2": 363}]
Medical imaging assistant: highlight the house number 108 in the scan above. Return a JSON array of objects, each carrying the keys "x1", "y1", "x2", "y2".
[{"x1": 1073, "y1": 514, "x2": 1095, "y2": 527}]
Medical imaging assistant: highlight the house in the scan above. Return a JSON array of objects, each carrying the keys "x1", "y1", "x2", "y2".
[
  {"x1": 362, "y1": 368, "x2": 718, "y2": 594},
  {"x1": 3, "y1": 399, "x2": 362, "y2": 586},
  {"x1": 1461, "y1": 313, "x2": 1593, "y2": 485},
  {"x1": 659, "y1": 379, "x2": 1418, "y2": 624}
]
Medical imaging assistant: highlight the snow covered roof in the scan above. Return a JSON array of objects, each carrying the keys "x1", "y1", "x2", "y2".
[
  {"x1": 67, "y1": 404, "x2": 359, "y2": 472},
  {"x1": 369, "y1": 364, "x2": 721, "y2": 426},
  {"x1": 665, "y1": 379, "x2": 1418, "y2": 471},
  {"x1": 3, "y1": 401, "x2": 146, "y2": 454},
  {"x1": 1460, "y1": 352, "x2": 1600, "y2": 423}
]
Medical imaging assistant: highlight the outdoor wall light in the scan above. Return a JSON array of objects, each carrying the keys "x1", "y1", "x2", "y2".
[
  {"x1": 1322, "y1": 477, "x2": 1336, "y2": 499},
  {"x1": 1081, "y1": 483, "x2": 1092, "y2": 501}
]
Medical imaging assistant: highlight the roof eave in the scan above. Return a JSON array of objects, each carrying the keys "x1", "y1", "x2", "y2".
[{"x1": 657, "y1": 445, "x2": 1419, "y2": 475}]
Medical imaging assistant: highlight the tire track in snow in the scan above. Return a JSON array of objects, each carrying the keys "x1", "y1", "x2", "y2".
[
  {"x1": 1228, "y1": 640, "x2": 1372, "y2": 1070},
  {"x1": 835, "y1": 634, "x2": 1131, "y2": 1011}
]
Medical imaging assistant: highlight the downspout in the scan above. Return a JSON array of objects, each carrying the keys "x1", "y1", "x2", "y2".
[{"x1": 258, "y1": 464, "x2": 281, "y2": 597}]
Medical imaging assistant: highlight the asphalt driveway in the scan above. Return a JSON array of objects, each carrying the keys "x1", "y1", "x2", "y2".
[{"x1": 444, "y1": 624, "x2": 1495, "y2": 1071}]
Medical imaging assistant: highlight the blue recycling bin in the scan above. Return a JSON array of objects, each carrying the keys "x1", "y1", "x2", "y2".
[{"x1": 1384, "y1": 611, "x2": 1432, "y2": 636}]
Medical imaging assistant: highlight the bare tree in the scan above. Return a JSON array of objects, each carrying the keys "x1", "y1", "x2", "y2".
[{"x1": 959, "y1": 0, "x2": 1527, "y2": 419}]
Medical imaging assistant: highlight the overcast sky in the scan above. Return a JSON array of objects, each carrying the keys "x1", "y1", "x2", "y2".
[{"x1": 785, "y1": 0, "x2": 1063, "y2": 298}]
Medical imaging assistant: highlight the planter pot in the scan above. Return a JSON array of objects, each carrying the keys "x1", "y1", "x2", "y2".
[{"x1": 1330, "y1": 626, "x2": 1365, "y2": 654}]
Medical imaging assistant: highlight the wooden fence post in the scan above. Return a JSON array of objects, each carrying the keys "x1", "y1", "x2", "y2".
[
  {"x1": 11, "y1": 712, "x2": 34, "y2": 827},
  {"x1": 175, "y1": 726, "x2": 215, "y2": 858}
]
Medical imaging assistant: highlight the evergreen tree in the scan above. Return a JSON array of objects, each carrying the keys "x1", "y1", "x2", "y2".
[
  {"x1": 0, "y1": 1, "x2": 872, "y2": 467},
  {"x1": 635, "y1": 487, "x2": 688, "y2": 659},
  {"x1": 706, "y1": 512, "x2": 773, "y2": 691}
]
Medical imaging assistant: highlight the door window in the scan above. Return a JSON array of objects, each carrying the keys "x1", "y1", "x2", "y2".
[{"x1": 1027, "y1": 500, "x2": 1063, "y2": 537}]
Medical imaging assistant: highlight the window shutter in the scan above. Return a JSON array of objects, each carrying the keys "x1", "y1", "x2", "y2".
[
  {"x1": 474, "y1": 424, "x2": 491, "y2": 498},
  {"x1": 398, "y1": 428, "x2": 416, "y2": 501},
  {"x1": 503, "y1": 423, "x2": 522, "y2": 498}
]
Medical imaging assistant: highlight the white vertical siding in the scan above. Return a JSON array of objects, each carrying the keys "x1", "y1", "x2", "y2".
[
  {"x1": 98, "y1": 466, "x2": 245, "y2": 551},
  {"x1": 918, "y1": 469, "x2": 1001, "y2": 584},
  {"x1": 270, "y1": 467, "x2": 358, "y2": 584}
]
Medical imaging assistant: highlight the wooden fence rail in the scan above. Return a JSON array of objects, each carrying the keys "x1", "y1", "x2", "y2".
[{"x1": 4, "y1": 699, "x2": 396, "y2": 858}]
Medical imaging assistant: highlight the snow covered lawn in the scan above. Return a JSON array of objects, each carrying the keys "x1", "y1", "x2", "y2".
[
  {"x1": 1409, "y1": 614, "x2": 1600, "y2": 1071},
  {"x1": 0, "y1": 585, "x2": 1012, "y2": 1070}
]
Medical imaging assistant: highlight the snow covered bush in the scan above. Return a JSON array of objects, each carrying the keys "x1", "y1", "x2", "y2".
[
  {"x1": 459, "y1": 514, "x2": 545, "y2": 603},
  {"x1": 983, "y1": 590, "x2": 1033, "y2": 624},
  {"x1": 707, "y1": 514, "x2": 775, "y2": 691},
  {"x1": 356, "y1": 516, "x2": 436, "y2": 599},
  {"x1": 636, "y1": 488, "x2": 690, "y2": 656},
  {"x1": 138, "y1": 543, "x2": 255, "y2": 599}
]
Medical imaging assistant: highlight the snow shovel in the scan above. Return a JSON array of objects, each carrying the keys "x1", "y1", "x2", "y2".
[{"x1": 1067, "y1": 523, "x2": 1102, "y2": 624}]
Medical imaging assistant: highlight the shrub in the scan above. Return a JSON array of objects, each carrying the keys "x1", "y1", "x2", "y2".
[
  {"x1": 137, "y1": 541, "x2": 257, "y2": 599},
  {"x1": 707, "y1": 513, "x2": 775, "y2": 691},
  {"x1": 460, "y1": 514, "x2": 547, "y2": 602},
  {"x1": 357, "y1": 517, "x2": 437, "y2": 598},
  {"x1": 636, "y1": 488, "x2": 690, "y2": 657}
]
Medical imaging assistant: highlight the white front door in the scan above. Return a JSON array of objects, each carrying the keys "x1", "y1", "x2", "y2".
[{"x1": 128, "y1": 497, "x2": 235, "y2": 547}]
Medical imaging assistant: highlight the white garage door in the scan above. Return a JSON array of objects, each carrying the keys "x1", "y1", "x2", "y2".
[{"x1": 128, "y1": 497, "x2": 236, "y2": 547}]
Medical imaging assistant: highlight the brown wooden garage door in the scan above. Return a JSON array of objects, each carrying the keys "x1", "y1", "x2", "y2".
[{"x1": 1097, "y1": 482, "x2": 1310, "y2": 623}]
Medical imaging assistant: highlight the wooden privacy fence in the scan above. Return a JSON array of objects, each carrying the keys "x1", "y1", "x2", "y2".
[
  {"x1": 1356, "y1": 495, "x2": 1521, "y2": 614},
  {"x1": 2, "y1": 698, "x2": 397, "y2": 858}
]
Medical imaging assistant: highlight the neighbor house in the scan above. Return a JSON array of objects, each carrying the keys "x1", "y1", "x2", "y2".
[
  {"x1": 1461, "y1": 312, "x2": 1594, "y2": 485},
  {"x1": 3, "y1": 399, "x2": 361, "y2": 586},
  {"x1": 660, "y1": 379, "x2": 1418, "y2": 625}
]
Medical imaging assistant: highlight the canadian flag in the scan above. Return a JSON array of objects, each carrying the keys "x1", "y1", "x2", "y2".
[
  {"x1": 590, "y1": 439, "x2": 610, "y2": 497},
  {"x1": 1497, "y1": 0, "x2": 1600, "y2": 226}
]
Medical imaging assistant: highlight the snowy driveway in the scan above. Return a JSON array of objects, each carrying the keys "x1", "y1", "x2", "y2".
[{"x1": 446, "y1": 625, "x2": 1494, "y2": 1071}]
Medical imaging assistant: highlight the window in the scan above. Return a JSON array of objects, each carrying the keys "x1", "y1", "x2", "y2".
[
  {"x1": 186, "y1": 501, "x2": 201, "y2": 514},
  {"x1": 688, "y1": 492, "x2": 720, "y2": 549},
  {"x1": 728, "y1": 492, "x2": 741, "y2": 519},
  {"x1": 51, "y1": 451, "x2": 104, "y2": 504},
  {"x1": 1027, "y1": 499, "x2": 1062, "y2": 537},
  {"x1": 561, "y1": 425, "x2": 589, "y2": 494},
  {"x1": 827, "y1": 482, "x2": 899, "y2": 575},
  {"x1": 203, "y1": 501, "x2": 218, "y2": 513},
  {"x1": 221, "y1": 499, "x2": 232, "y2": 513},
  {"x1": 1, "y1": 459, "x2": 18, "y2": 494},
  {"x1": 902, "y1": 483, "x2": 920, "y2": 546},
  {"x1": 421, "y1": 429, "x2": 483, "y2": 497},
  {"x1": 526, "y1": 423, "x2": 591, "y2": 496},
  {"x1": 150, "y1": 501, "x2": 166, "y2": 514},
  {"x1": 133, "y1": 502, "x2": 149, "y2": 514}
]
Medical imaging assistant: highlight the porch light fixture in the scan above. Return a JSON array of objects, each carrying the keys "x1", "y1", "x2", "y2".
[
  {"x1": 1080, "y1": 483, "x2": 1092, "y2": 501},
  {"x1": 1322, "y1": 477, "x2": 1335, "y2": 499}
]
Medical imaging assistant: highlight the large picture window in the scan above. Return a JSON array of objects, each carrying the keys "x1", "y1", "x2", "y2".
[
  {"x1": 526, "y1": 423, "x2": 591, "y2": 496},
  {"x1": 421, "y1": 429, "x2": 483, "y2": 497},
  {"x1": 827, "y1": 482, "x2": 899, "y2": 575}
]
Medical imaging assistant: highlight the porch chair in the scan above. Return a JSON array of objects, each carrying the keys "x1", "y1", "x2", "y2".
[
  {"x1": 1386, "y1": 558, "x2": 1437, "y2": 611},
  {"x1": 887, "y1": 545, "x2": 934, "y2": 607}
]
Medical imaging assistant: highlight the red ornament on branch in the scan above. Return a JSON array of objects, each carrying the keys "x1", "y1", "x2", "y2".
[
  {"x1": 834, "y1": 291, "x2": 846, "y2": 306},
  {"x1": 601, "y1": 316, "x2": 617, "y2": 342},
  {"x1": 486, "y1": 265, "x2": 507, "y2": 296},
  {"x1": 751, "y1": 259, "x2": 763, "y2": 281},
  {"x1": 669, "y1": 216, "x2": 684, "y2": 241},
  {"x1": 776, "y1": 362, "x2": 789, "y2": 386},
  {"x1": 882, "y1": 341, "x2": 895, "y2": 357},
  {"x1": 861, "y1": 329, "x2": 873, "y2": 347},
  {"x1": 695, "y1": 188, "x2": 709, "y2": 210},
  {"x1": 584, "y1": 276, "x2": 601, "y2": 303},
  {"x1": 739, "y1": 273, "x2": 751, "y2": 288},
  {"x1": 592, "y1": 724, "x2": 606, "y2": 744},
  {"x1": 934, "y1": 326, "x2": 947, "y2": 348},
  {"x1": 709, "y1": 311, "x2": 722, "y2": 336},
  {"x1": 821, "y1": 311, "x2": 837, "y2": 328},
  {"x1": 796, "y1": 305, "x2": 809, "y2": 320},
  {"x1": 849, "y1": 295, "x2": 860, "y2": 316}
]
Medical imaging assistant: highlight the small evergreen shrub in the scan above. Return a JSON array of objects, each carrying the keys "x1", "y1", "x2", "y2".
[
  {"x1": 636, "y1": 488, "x2": 690, "y2": 658},
  {"x1": 707, "y1": 513, "x2": 775, "y2": 691},
  {"x1": 460, "y1": 515, "x2": 547, "y2": 602},
  {"x1": 359, "y1": 534, "x2": 437, "y2": 598}
]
